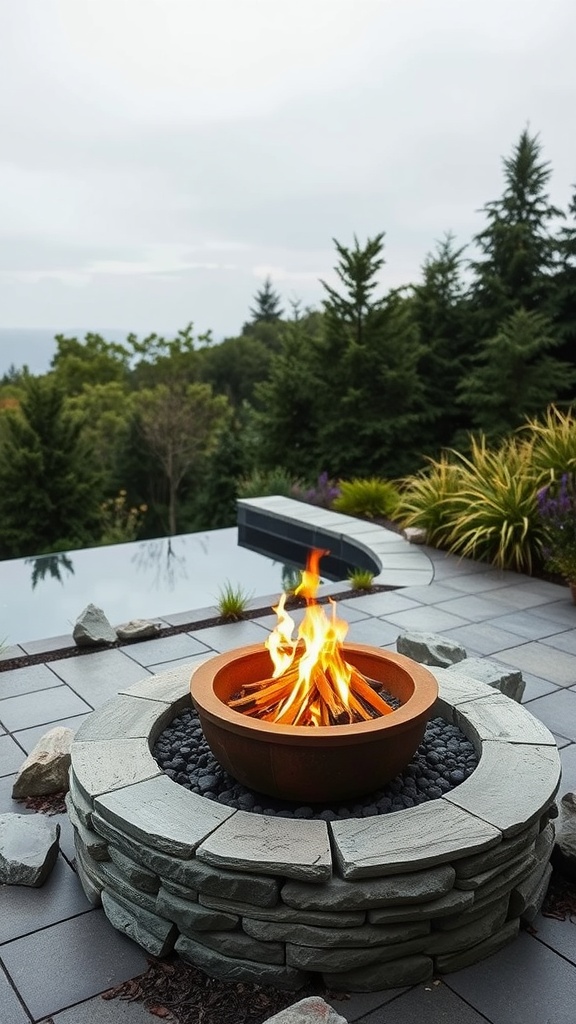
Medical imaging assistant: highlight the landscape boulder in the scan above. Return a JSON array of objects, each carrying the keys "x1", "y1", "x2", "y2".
[
  {"x1": 0, "y1": 813, "x2": 60, "y2": 886},
  {"x1": 115, "y1": 619, "x2": 162, "y2": 641},
  {"x1": 73, "y1": 603, "x2": 117, "y2": 646},
  {"x1": 396, "y1": 631, "x2": 467, "y2": 668},
  {"x1": 11, "y1": 726, "x2": 74, "y2": 798},
  {"x1": 263, "y1": 997, "x2": 348, "y2": 1024},
  {"x1": 403, "y1": 527, "x2": 427, "y2": 545},
  {"x1": 447, "y1": 656, "x2": 525, "y2": 702}
]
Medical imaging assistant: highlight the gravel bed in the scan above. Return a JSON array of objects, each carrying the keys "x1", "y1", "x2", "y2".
[{"x1": 153, "y1": 708, "x2": 478, "y2": 821}]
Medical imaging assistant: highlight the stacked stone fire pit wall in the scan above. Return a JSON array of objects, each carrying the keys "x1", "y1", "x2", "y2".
[{"x1": 68, "y1": 664, "x2": 560, "y2": 993}]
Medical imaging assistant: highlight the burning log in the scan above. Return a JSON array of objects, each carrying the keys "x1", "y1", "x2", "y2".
[{"x1": 226, "y1": 549, "x2": 395, "y2": 727}]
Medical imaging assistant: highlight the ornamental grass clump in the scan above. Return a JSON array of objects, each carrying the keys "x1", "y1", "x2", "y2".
[
  {"x1": 332, "y1": 477, "x2": 401, "y2": 520},
  {"x1": 537, "y1": 473, "x2": 576, "y2": 583}
]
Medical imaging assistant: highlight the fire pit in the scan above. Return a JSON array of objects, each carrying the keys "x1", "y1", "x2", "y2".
[
  {"x1": 191, "y1": 644, "x2": 437, "y2": 803},
  {"x1": 191, "y1": 549, "x2": 437, "y2": 802}
]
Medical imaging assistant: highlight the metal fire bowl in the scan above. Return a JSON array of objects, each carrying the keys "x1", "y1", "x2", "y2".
[{"x1": 190, "y1": 643, "x2": 439, "y2": 803}]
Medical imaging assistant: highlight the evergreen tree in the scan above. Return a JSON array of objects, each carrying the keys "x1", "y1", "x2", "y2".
[
  {"x1": 249, "y1": 277, "x2": 283, "y2": 323},
  {"x1": 189, "y1": 420, "x2": 248, "y2": 530},
  {"x1": 253, "y1": 312, "x2": 324, "y2": 478},
  {"x1": 457, "y1": 308, "x2": 576, "y2": 439},
  {"x1": 0, "y1": 375, "x2": 103, "y2": 557},
  {"x1": 315, "y1": 234, "x2": 428, "y2": 477},
  {"x1": 410, "y1": 234, "x2": 472, "y2": 449},
  {"x1": 548, "y1": 186, "x2": 576, "y2": 365},
  {"x1": 470, "y1": 129, "x2": 562, "y2": 339}
]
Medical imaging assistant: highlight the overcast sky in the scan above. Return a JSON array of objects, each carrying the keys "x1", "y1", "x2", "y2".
[{"x1": 0, "y1": 0, "x2": 575, "y2": 341}]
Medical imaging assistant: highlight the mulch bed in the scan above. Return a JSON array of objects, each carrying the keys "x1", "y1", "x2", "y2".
[
  {"x1": 17, "y1": 791, "x2": 67, "y2": 815},
  {"x1": 541, "y1": 869, "x2": 576, "y2": 923},
  {"x1": 101, "y1": 956, "x2": 337, "y2": 1024}
]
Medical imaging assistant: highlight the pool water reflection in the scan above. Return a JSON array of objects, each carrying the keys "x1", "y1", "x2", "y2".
[{"x1": 0, "y1": 528, "x2": 302, "y2": 646}]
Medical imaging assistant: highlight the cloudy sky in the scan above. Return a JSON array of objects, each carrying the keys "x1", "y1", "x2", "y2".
[{"x1": 0, "y1": 0, "x2": 575, "y2": 341}]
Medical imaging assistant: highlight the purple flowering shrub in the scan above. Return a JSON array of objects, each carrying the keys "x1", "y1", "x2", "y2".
[
  {"x1": 537, "y1": 473, "x2": 576, "y2": 580},
  {"x1": 291, "y1": 471, "x2": 341, "y2": 508}
]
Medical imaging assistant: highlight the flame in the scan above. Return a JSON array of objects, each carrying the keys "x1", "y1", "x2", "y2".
[{"x1": 228, "y1": 549, "x2": 394, "y2": 727}]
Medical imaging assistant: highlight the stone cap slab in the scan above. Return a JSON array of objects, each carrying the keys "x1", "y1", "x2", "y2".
[
  {"x1": 71, "y1": 739, "x2": 162, "y2": 801},
  {"x1": 444, "y1": 740, "x2": 561, "y2": 838},
  {"x1": 453, "y1": 693, "x2": 556, "y2": 746},
  {"x1": 119, "y1": 664, "x2": 208, "y2": 704},
  {"x1": 95, "y1": 775, "x2": 236, "y2": 858},
  {"x1": 331, "y1": 799, "x2": 501, "y2": 879},
  {"x1": 74, "y1": 695, "x2": 181, "y2": 743},
  {"x1": 196, "y1": 811, "x2": 332, "y2": 881}
]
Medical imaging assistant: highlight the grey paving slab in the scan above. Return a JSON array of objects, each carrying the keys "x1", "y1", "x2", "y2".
[
  {"x1": 326, "y1": 989, "x2": 408, "y2": 1023},
  {"x1": 531, "y1": 910, "x2": 576, "y2": 964},
  {"x1": 0, "y1": 644, "x2": 26, "y2": 663},
  {"x1": 137, "y1": 651, "x2": 211, "y2": 675},
  {"x1": 256, "y1": 602, "x2": 370, "y2": 629},
  {"x1": 495, "y1": 642, "x2": 576, "y2": 687},
  {"x1": 396, "y1": 583, "x2": 469, "y2": 606},
  {"x1": 344, "y1": 617, "x2": 403, "y2": 647},
  {"x1": 0, "y1": 963, "x2": 30, "y2": 1024},
  {"x1": 0, "y1": 662, "x2": 63, "y2": 699},
  {"x1": 482, "y1": 585, "x2": 567, "y2": 612},
  {"x1": 13, "y1": 713, "x2": 90, "y2": 754},
  {"x1": 435, "y1": 594, "x2": 518, "y2": 622},
  {"x1": 560, "y1": 742, "x2": 576, "y2": 795},
  {"x1": 426, "y1": 555, "x2": 489, "y2": 579},
  {"x1": 433, "y1": 571, "x2": 519, "y2": 594},
  {"x1": 0, "y1": 909, "x2": 147, "y2": 1020},
  {"x1": 50, "y1": 993, "x2": 157, "y2": 1024},
  {"x1": 384, "y1": 606, "x2": 468, "y2": 633},
  {"x1": 19, "y1": 632, "x2": 75, "y2": 655},
  {"x1": 519, "y1": 599, "x2": 576, "y2": 628},
  {"x1": 0, "y1": 853, "x2": 91, "y2": 943},
  {"x1": 0, "y1": 733, "x2": 25, "y2": 777},
  {"x1": 540, "y1": 629, "x2": 576, "y2": 655},
  {"x1": 0, "y1": 773, "x2": 34, "y2": 815},
  {"x1": 339, "y1": 592, "x2": 420, "y2": 616},
  {"x1": 446, "y1": 930, "x2": 576, "y2": 1024},
  {"x1": 185, "y1": 619, "x2": 270, "y2": 654},
  {"x1": 120, "y1": 632, "x2": 212, "y2": 667},
  {"x1": 513, "y1": 577, "x2": 570, "y2": 600},
  {"x1": 520, "y1": 673, "x2": 561, "y2": 703},
  {"x1": 554, "y1": 733, "x2": 573, "y2": 749},
  {"x1": 0, "y1": 685, "x2": 92, "y2": 732},
  {"x1": 482, "y1": 609, "x2": 570, "y2": 641},
  {"x1": 356, "y1": 980, "x2": 491, "y2": 1024},
  {"x1": 441, "y1": 621, "x2": 530, "y2": 656},
  {"x1": 379, "y1": 570, "x2": 433, "y2": 588},
  {"x1": 48, "y1": 649, "x2": 152, "y2": 707}
]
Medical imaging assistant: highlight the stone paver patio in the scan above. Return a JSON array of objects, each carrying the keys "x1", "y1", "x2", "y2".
[{"x1": 1, "y1": 540, "x2": 576, "y2": 1022}]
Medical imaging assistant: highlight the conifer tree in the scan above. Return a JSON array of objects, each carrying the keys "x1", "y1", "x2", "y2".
[
  {"x1": 315, "y1": 234, "x2": 427, "y2": 477},
  {"x1": 470, "y1": 129, "x2": 563, "y2": 338},
  {"x1": 410, "y1": 234, "x2": 472, "y2": 448},
  {"x1": 457, "y1": 308, "x2": 576, "y2": 439},
  {"x1": 0, "y1": 375, "x2": 103, "y2": 557},
  {"x1": 548, "y1": 186, "x2": 576, "y2": 365},
  {"x1": 249, "y1": 276, "x2": 284, "y2": 323}
]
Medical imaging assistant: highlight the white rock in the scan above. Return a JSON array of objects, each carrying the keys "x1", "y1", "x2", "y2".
[
  {"x1": 263, "y1": 997, "x2": 348, "y2": 1024},
  {"x1": 115, "y1": 619, "x2": 162, "y2": 641},
  {"x1": 73, "y1": 603, "x2": 117, "y2": 646},
  {"x1": 403, "y1": 527, "x2": 427, "y2": 544},
  {"x1": 12, "y1": 727, "x2": 74, "y2": 798}
]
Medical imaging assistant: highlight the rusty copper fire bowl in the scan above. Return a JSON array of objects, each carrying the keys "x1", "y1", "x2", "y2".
[{"x1": 190, "y1": 643, "x2": 439, "y2": 803}]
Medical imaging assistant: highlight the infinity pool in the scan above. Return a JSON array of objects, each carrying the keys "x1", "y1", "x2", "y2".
[{"x1": 0, "y1": 528, "x2": 300, "y2": 646}]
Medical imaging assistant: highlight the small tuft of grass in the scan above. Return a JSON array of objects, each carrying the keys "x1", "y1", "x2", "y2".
[
  {"x1": 215, "y1": 581, "x2": 252, "y2": 621},
  {"x1": 347, "y1": 567, "x2": 375, "y2": 590}
]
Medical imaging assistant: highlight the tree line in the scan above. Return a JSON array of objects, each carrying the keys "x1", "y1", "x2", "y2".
[{"x1": 1, "y1": 128, "x2": 575, "y2": 559}]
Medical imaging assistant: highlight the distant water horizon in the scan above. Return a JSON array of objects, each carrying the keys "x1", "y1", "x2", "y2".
[{"x1": 0, "y1": 327, "x2": 131, "y2": 376}]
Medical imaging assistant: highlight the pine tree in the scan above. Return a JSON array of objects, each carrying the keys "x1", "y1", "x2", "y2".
[
  {"x1": 315, "y1": 234, "x2": 428, "y2": 477},
  {"x1": 249, "y1": 277, "x2": 284, "y2": 323},
  {"x1": 0, "y1": 375, "x2": 103, "y2": 557},
  {"x1": 471, "y1": 129, "x2": 563, "y2": 338},
  {"x1": 548, "y1": 187, "x2": 576, "y2": 365},
  {"x1": 457, "y1": 308, "x2": 576, "y2": 439},
  {"x1": 410, "y1": 234, "x2": 472, "y2": 449}
]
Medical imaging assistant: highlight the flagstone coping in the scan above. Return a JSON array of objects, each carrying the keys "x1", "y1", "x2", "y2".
[{"x1": 68, "y1": 664, "x2": 560, "y2": 990}]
